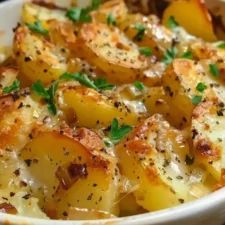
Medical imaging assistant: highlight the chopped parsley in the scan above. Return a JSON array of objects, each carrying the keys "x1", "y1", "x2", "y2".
[
  {"x1": 60, "y1": 73, "x2": 114, "y2": 91},
  {"x1": 32, "y1": 80, "x2": 58, "y2": 115},
  {"x1": 185, "y1": 155, "x2": 194, "y2": 165},
  {"x1": 134, "y1": 23, "x2": 145, "y2": 41},
  {"x1": 107, "y1": 13, "x2": 116, "y2": 26},
  {"x1": 192, "y1": 95, "x2": 202, "y2": 105},
  {"x1": 109, "y1": 118, "x2": 132, "y2": 144},
  {"x1": 134, "y1": 81, "x2": 145, "y2": 91},
  {"x1": 217, "y1": 41, "x2": 225, "y2": 49},
  {"x1": 94, "y1": 78, "x2": 115, "y2": 90},
  {"x1": 26, "y1": 21, "x2": 48, "y2": 35},
  {"x1": 66, "y1": 0, "x2": 101, "y2": 23},
  {"x1": 181, "y1": 51, "x2": 193, "y2": 59},
  {"x1": 162, "y1": 47, "x2": 177, "y2": 65},
  {"x1": 167, "y1": 16, "x2": 179, "y2": 29},
  {"x1": 196, "y1": 82, "x2": 207, "y2": 92},
  {"x1": 209, "y1": 64, "x2": 220, "y2": 77},
  {"x1": 3, "y1": 80, "x2": 20, "y2": 94},
  {"x1": 139, "y1": 47, "x2": 152, "y2": 57}
]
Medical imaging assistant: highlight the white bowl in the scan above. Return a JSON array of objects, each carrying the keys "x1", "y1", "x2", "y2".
[{"x1": 1, "y1": 0, "x2": 225, "y2": 225}]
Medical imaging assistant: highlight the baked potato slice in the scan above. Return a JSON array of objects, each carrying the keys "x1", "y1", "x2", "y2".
[
  {"x1": 13, "y1": 26, "x2": 68, "y2": 85},
  {"x1": 162, "y1": 59, "x2": 217, "y2": 128},
  {"x1": 119, "y1": 14, "x2": 174, "y2": 57},
  {"x1": 22, "y1": 2, "x2": 67, "y2": 26},
  {"x1": 162, "y1": 0, "x2": 216, "y2": 42},
  {"x1": 192, "y1": 101, "x2": 225, "y2": 181},
  {"x1": 58, "y1": 85, "x2": 138, "y2": 128},
  {"x1": 92, "y1": 0, "x2": 128, "y2": 24},
  {"x1": 75, "y1": 22, "x2": 148, "y2": 84},
  {"x1": 116, "y1": 114, "x2": 197, "y2": 211},
  {"x1": 19, "y1": 128, "x2": 119, "y2": 218}
]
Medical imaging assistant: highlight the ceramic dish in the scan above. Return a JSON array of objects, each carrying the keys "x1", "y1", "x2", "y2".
[{"x1": 1, "y1": 0, "x2": 225, "y2": 225}]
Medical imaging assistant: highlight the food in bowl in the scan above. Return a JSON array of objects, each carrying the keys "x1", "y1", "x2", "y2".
[{"x1": 0, "y1": 0, "x2": 225, "y2": 221}]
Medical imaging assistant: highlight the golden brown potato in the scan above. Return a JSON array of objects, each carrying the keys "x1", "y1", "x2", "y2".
[
  {"x1": 119, "y1": 14, "x2": 174, "y2": 57},
  {"x1": 19, "y1": 128, "x2": 119, "y2": 218},
  {"x1": 162, "y1": 0, "x2": 216, "y2": 41},
  {"x1": 58, "y1": 85, "x2": 138, "y2": 128},
  {"x1": 92, "y1": 0, "x2": 128, "y2": 24},
  {"x1": 192, "y1": 101, "x2": 225, "y2": 181},
  {"x1": 116, "y1": 114, "x2": 202, "y2": 211},
  {"x1": 75, "y1": 22, "x2": 148, "y2": 84},
  {"x1": 13, "y1": 26, "x2": 68, "y2": 85},
  {"x1": 22, "y1": 2, "x2": 67, "y2": 26}
]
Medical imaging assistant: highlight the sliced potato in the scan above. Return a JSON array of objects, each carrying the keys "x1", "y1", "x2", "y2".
[
  {"x1": 22, "y1": 2, "x2": 67, "y2": 26},
  {"x1": 119, "y1": 14, "x2": 174, "y2": 57},
  {"x1": 116, "y1": 114, "x2": 198, "y2": 211},
  {"x1": 13, "y1": 26, "x2": 68, "y2": 85},
  {"x1": 75, "y1": 22, "x2": 148, "y2": 84},
  {"x1": 0, "y1": 67, "x2": 18, "y2": 94},
  {"x1": 92, "y1": 0, "x2": 128, "y2": 24},
  {"x1": 20, "y1": 128, "x2": 119, "y2": 218},
  {"x1": 162, "y1": 0, "x2": 216, "y2": 41},
  {"x1": 58, "y1": 85, "x2": 138, "y2": 128},
  {"x1": 192, "y1": 101, "x2": 225, "y2": 180}
]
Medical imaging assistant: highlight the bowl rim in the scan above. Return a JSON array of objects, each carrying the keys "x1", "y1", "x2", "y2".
[{"x1": 0, "y1": 0, "x2": 225, "y2": 224}]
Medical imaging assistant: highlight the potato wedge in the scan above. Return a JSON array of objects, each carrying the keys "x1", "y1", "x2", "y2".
[
  {"x1": 75, "y1": 22, "x2": 148, "y2": 84},
  {"x1": 192, "y1": 101, "x2": 225, "y2": 181},
  {"x1": 162, "y1": 0, "x2": 216, "y2": 41},
  {"x1": 116, "y1": 114, "x2": 196, "y2": 211},
  {"x1": 58, "y1": 85, "x2": 138, "y2": 128},
  {"x1": 19, "y1": 128, "x2": 119, "y2": 218},
  {"x1": 13, "y1": 26, "x2": 68, "y2": 85}
]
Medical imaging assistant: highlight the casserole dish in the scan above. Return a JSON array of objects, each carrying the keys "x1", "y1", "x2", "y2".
[{"x1": 1, "y1": 0, "x2": 225, "y2": 225}]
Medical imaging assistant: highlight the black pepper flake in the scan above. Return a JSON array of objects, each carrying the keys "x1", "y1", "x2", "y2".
[
  {"x1": 13, "y1": 169, "x2": 20, "y2": 176},
  {"x1": 62, "y1": 211, "x2": 68, "y2": 217},
  {"x1": 87, "y1": 193, "x2": 93, "y2": 200},
  {"x1": 179, "y1": 199, "x2": 184, "y2": 204},
  {"x1": 24, "y1": 56, "x2": 31, "y2": 62},
  {"x1": 22, "y1": 194, "x2": 30, "y2": 200},
  {"x1": 24, "y1": 159, "x2": 32, "y2": 167}
]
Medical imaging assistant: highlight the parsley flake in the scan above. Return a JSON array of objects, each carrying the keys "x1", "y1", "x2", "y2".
[
  {"x1": 139, "y1": 47, "x2": 152, "y2": 57},
  {"x1": 209, "y1": 64, "x2": 220, "y2": 77},
  {"x1": 3, "y1": 80, "x2": 20, "y2": 94},
  {"x1": 26, "y1": 21, "x2": 48, "y2": 35},
  {"x1": 109, "y1": 118, "x2": 132, "y2": 144},
  {"x1": 192, "y1": 95, "x2": 202, "y2": 105},
  {"x1": 134, "y1": 23, "x2": 145, "y2": 41},
  {"x1": 66, "y1": 0, "x2": 101, "y2": 23},
  {"x1": 32, "y1": 80, "x2": 58, "y2": 115},
  {"x1": 134, "y1": 81, "x2": 145, "y2": 91},
  {"x1": 167, "y1": 16, "x2": 179, "y2": 29},
  {"x1": 107, "y1": 13, "x2": 116, "y2": 26},
  {"x1": 162, "y1": 47, "x2": 177, "y2": 65},
  {"x1": 94, "y1": 78, "x2": 115, "y2": 90},
  {"x1": 181, "y1": 51, "x2": 193, "y2": 59},
  {"x1": 185, "y1": 155, "x2": 194, "y2": 165},
  {"x1": 196, "y1": 82, "x2": 207, "y2": 93},
  {"x1": 217, "y1": 41, "x2": 225, "y2": 49},
  {"x1": 60, "y1": 72, "x2": 97, "y2": 90}
]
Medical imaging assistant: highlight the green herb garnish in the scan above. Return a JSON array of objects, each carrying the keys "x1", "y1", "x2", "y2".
[
  {"x1": 32, "y1": 80, "x2": 58, "y2": 115},
  {"x1": 185, "y1": 155, "x2": 194, "y2": 165},
  {"x1": 162, "y1": 47, "x2": 177, "y2": 65},
  {"x1": 66, "y1": 0, "x2": 101, "y2": 23},
  {"x1": 139, "y1": 47, "x2": 152, "y2": 57},
  {"x1": 209, "y1": 64, "x2": 220, "y2": 77},
  {"x1": 94, "y1": 78, "x2": 115, "y2": 90},
  {"x1": 196, "y1": 82, "x2": 207, "y2": 93},
  {"x1": 181, "y1": 51, "x2": 193, "y2": 59},
  {"x1": 134, "y1": 23, "x2": 145, "y2": 41},
  {"x1": 109, "y1": 118, "x2": 132, "y2": 144},
  {"x1": 167, "y1": 16, "x2": 179, "y2": 29},
  {"x1": 192, "y1": 95, "x2": 202, "y2": 105},
  {"x1": 217, "y1": 41, "x2": 225, "y2": 49},
  {"x1": 3, "y1": 80, "x2": 20, "y2": 94},
  {"x1": 107, "y1": 13, "x2": 116, "y2": 26},
  {"x1": 26, "y1": 21, "x2": 48, "y2": 35},
  {"x1": 134, "y1": 81, "x2": 145, "y2": 91}
]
